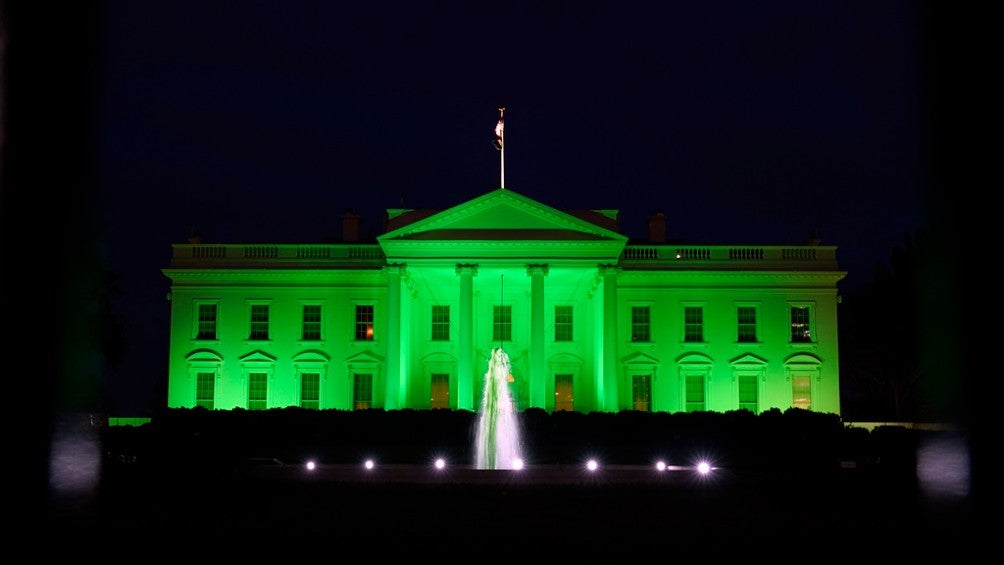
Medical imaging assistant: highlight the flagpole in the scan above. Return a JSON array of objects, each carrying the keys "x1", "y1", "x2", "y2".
[{"x1": 496, "y1": 107, "x2": 505, "y2": 189}]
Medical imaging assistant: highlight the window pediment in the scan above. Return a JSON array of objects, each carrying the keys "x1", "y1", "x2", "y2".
[
  {"x1": 675, "y1": 352, "x2": 713, "y2": 365},
  {"x1": 293, "y1": 350, "x2": 330, "y2": 363},
  {"x1": 623, "y1": 352, "x2": 660, "y2": 366},
  {"x1": 239, "y1": 350, "x2": 277, "y2": 363},
  {"x1": 784, "y1": 353, "x2": 822, "y2": 366},
  {"x1": 346, "y1": 351, "x2": 384, "y2": 364},
  {"x1": 730, "y1": 353, "x2": 768, "y2": 367},
  {"x1": 186, "y1": 349, "x2": 222, "y2": 362}
]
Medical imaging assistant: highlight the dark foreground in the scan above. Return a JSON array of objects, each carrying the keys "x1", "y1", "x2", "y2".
[
  {"x1": 45, "y1": 460, "x2": 973, "y2": 557},
  {"x1": 39, "y1": 410, "x2": 978, "y2": 557}
]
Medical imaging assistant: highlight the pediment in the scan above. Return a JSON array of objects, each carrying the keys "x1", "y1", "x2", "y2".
[
  {"x1": 784, "y1": 353, "x2": 822, "y2": 366},
  {"x1": 730, "y1": 353, "x2": 768, "y2": 367},
  {"x1": 186, "y1": 349, "x2": 222, "y2": 362},
  {"x1": 623, "y1": 352, "x2": 660, "y2": 366},
  {"x1": 675, "y1": 352, "x2": 714, "y2": 365},
  {"x1": 378, "y1": 189, "x2": 627, "y2": 243},
  {"x1": 346, "y1": 351, "x2": 385, "y2": 364},
  {"x1": 239, "y1": 350, "x2": 277, "y2": 363},
  {"x1": 293, "y1": 350, "x2": 330, "y2": 363}
]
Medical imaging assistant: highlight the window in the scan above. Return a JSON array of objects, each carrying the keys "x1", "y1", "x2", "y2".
[
  {"x1": 684, "y1": 306, "x2": 703, "y2": 343},
  {"x1": 196, "y1": 303, "x2": 217, "y2": 340},
  {"x1": 790, "y1": 306, "x2": 812, "y2": 343},
  {"x1": 631, "y1": 306, "x2": 650, "y2": 342},
  {"x1": 353, "y1": 373, "x2": 373, "y2": 410},
  {"x1": 632, "y1": 375, "x2": 651, "y2": 412},
  {"x1": 737, "y1": 306, "x2": 757, "y2": 343},
  {"x1": 792, "y1": 376, "x2": 811, "y2": 410},
  {"x1": 738, "y1": 374, "x2": 758, "y2": 413},
  {"x1": 302, "y1": 305, "x2": 321, "y2": 340},
  {"x1": 430, "y1": 373, "x2": 449, "y2": 409},
  {"x1": 685, "y1": 374, "x2": 705, "y2": 412},
  {"x1": 355, "y1": 305, "x2": 374, "y2": 341},
  {"x1": 554, "y1": 306, "x2": 573, "y2": 342},
  {"x1": 196, "y1": 372, "x2": 215, "y2": 409},
  {"x1": 248, "y1": 372, "x2": 268, "y2": 410},
  {"x1": 249, "y1": 304, "x2": 269, "y2": 340},
  {"x1": 431, "y1": 305, "x2": 450, "y2": 341},
  {"x1": 300, "y1": 372, "x2": 320, "y2": 410},
  {"x1": 493, "y1": 305, "x2": 512, "y2": 343},
  {"x1": 554, "y1": 374, "x2": 573, "y2": 411}
]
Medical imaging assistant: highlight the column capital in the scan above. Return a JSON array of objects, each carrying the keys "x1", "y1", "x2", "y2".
[
  {"x1": 383, "y1": 262, "x2": 407, "y2": 274},
  {"x1": 526, "y1": 263, "x2": 550, "y2": 277},
  {"x1": 455, "y1": 263, "x2": 479, "y2": 276},
  {"x1": 598, "y1": 263, "x2": 622, "y2": 276}
]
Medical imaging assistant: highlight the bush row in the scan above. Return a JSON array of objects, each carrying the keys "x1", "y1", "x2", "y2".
[{"x1": 102, "y1": 406, "x2": 931, "y2": 475}]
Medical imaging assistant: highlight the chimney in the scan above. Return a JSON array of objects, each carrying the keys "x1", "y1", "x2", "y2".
[
  {"x1": 342, "y1": 209, "x2": 360, "y2": 242},
  {"x1": 647, "y1": 211, "x2": 666, "y2": 243}
]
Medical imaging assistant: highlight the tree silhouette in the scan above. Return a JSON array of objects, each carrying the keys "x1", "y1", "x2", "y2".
[{"x1": 840, "y1": 228, "x2": 928, "y2": 421}]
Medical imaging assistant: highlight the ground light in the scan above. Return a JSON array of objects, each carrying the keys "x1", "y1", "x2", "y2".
[
  {"x1": 434, "y1": 458, "x2": 446, "y2": 470},
  {"x1": 363, "y1": 459, "x2": 375, "y2": 470},
  {"x1": 586, "y1": 459, "x2": 599, "y2": 472},
  {"x1": 305, "y1": 460, "x2": 316, "y2": 471},
  {"x1": 655, "y1": 460, "x2": 667, "y2": 472}
]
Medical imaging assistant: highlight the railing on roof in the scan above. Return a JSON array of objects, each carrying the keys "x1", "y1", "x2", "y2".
[
  {"x1": 169, "y1": 244, "x2": 386, "y2": 268},
  {"x1": 168, "y1": 243, "x2": 838, "y2": 271},
  {"x1": 619, "y1": 244, "x2": 839, "y2": 271}
]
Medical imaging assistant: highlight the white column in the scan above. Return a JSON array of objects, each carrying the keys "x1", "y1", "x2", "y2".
[
  {"x1": 600, "y1": 264, "x2": 621, "y2": 412},
  {"x1": 383, "y1": 264, "x2": 405, "y2": 409},
  {"x1": 527, "y1": 264, "x2": 549, "y2": 409},
  {"x1": 456, "y1": 264, "x2": 478, "y2": 410}
]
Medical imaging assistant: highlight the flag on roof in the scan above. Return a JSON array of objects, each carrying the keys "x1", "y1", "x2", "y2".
[{"x1": 493, "y1": 117, "x2": 504, "y2": 150}]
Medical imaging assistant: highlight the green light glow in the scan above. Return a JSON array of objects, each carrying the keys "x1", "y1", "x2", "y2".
[{"x1": 163, "y1": 188, "x2": 843, "y2": 416}]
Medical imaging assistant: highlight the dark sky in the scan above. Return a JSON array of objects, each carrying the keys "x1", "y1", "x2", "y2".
[{"x1": 5, "y1": 1, "x2": 949, "y2": 417}]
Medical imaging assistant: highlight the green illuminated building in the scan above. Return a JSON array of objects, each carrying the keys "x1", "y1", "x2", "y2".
[{"x1": 163, "y1": 188, "x2": 845, "y2": 415}]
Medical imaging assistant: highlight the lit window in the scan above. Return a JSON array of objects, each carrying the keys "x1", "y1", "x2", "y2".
[
  {"x1": 792, "y1": 375, "x2": 811, "y2": 410},
  {"x1": 353, "y1": 373, "x2": 372, "y2": 410},
  {"x1": 430, "y1": 373, "x2": 449, "y2": 409},
  {"x1": 790, "y1": 306, "x2": 812, "y2": 343},
  {"x1": 632, "y1": 375, "x2": 651, "y2": 412},
  {"x1": 355, "y1": 305, "x2": 374, "y2": 341},
  {"x1": 554, "y1": 374, "x2": 573, "y2": 411}
]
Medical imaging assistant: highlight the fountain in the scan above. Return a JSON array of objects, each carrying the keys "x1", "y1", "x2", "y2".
[{"x1": 475, "y1": 347, "x2": 524, "y2": 469}]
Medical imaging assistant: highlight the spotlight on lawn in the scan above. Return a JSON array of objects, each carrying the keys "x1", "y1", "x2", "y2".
[
  {"x1": 655, "y1": 460, "x2": 667, "y2": 472},
  {"x1": 434, "y1": 457, "x2": 447, "y2": 470},
  {"x1": 363, "y1": 459, "x2": 375, "y2": 470},
  {"x1": 305, "y1": 460, "x2": 316, "y2": 471},
  {"x1": 586, "y1": 459, "x2": 599, "y2": 472}
]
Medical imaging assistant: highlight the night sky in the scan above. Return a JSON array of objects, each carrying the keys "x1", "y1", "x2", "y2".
[{"x1": 4, "y1": 2, "x2": 959, "y2": 417}]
